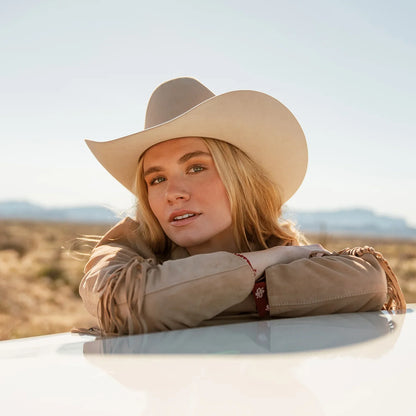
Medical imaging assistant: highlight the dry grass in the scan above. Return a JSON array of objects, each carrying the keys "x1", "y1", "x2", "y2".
[
  {"x1": 0, "y1": 220, "x2": 415, "y2": 340},
  {"x1": 0, "y1": 220, "x2": 109, "y2": 340}
]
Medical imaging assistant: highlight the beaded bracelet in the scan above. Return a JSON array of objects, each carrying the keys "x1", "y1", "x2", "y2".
[
  {"x1": 233, "y1": 253, "x2": 257, "y2": 277},
  {"x1": 233, "y1": 253, "x2": 270, "y2": 318}
]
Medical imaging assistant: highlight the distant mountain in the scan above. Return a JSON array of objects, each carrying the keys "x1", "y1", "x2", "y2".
[
  {"x1": 1, "y1": 201, "x2": 415, "y2": 239},
  {"x1": 0, "y1": 200, "x2": 120, "y2": 224},
  {"x1": 285, "y1": 208, "x2": 416, "y2": 239}
]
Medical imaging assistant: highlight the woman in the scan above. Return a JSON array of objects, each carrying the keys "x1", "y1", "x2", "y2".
[{"x1": 80, "y1": 77, "x2": 403, "y2": 335}]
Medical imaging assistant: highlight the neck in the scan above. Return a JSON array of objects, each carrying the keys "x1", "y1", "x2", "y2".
[{"x1": 186, "y1": 229, "x2": 238, "y2": 256}]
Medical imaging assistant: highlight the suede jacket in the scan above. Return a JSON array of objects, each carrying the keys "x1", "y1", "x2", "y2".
[{"x1": 79, "y1": 217, "x2": 387, "y2": 335}]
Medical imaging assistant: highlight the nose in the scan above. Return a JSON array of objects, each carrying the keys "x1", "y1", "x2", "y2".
[{"x1": 165, "y1": 179, "x2": 190, "y2": 204}]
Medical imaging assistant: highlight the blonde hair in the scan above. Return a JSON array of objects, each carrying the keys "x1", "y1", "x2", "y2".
[{"x1": 135, "y1": 137, "x2": 306, "y2": 255}]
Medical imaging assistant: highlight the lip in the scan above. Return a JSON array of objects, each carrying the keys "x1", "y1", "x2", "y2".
[{"x1": 168, "y1": 210, "x2": 201, "y2": 226}]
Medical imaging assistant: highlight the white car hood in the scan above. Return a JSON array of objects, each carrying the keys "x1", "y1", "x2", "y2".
[{"x1": 1, "y1": 306, "x2": 415, "y2": 415}]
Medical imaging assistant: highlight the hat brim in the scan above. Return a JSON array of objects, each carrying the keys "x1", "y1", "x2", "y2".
[{"x1": 86, "y1": 90, "x2": 308, "y2": 204}]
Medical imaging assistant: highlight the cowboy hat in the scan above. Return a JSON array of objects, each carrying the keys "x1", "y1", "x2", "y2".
[{"x1": 86, "y1": 77, "x2": 308, "y2": 203}]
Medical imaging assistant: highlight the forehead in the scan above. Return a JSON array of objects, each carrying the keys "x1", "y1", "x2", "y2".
[{"x1": 143, "y1": 137, "x2": 210, "y2": 167}]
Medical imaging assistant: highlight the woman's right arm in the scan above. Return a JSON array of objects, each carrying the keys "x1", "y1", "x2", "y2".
[{"x1": 79, "y1": 218, "x2": 255, "y2": 335}]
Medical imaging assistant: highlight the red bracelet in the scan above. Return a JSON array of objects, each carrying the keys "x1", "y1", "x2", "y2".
[
  {"x1": 252, "y1": 280, "x2": 270, "y2": 319},
  {"x1": 233, "y1": 253, "x2": 269, "y2": 318},
  {"x1": 233, "y1": 253, "x2": 257, "y2": 276}
]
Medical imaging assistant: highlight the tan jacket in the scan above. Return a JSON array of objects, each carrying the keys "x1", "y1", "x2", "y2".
[{"x1": 79, "y1": 217, "x2": 387, "y2": 335}]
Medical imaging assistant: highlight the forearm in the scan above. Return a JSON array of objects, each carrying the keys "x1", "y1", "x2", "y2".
[
  {"x1": 264, "y1": 253, "x2": 387, "y2": 317},
  {"x1": 80, "y1": 244, "x2": 255, "y2": 334},
  {"x1": 141, "y1": 253, "x2": 255, "y2": 332}
]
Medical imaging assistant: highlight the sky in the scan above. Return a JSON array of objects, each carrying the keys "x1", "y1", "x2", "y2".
[{"x1": 1, "y1": 0, "x2": 415, "y2": 225}]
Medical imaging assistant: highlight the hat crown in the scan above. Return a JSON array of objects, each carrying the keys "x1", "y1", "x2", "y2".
[{"x1": 144, "y1": 77, "x2": 215, "y2": 129}]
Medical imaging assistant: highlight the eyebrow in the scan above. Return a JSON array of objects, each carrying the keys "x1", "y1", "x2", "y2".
[
  {"x1": 143, "y1": 151, "x2": 212, "y2": 177},
  {"x1": 178, "y1": 150, "x2": 211, "y2": 164}
]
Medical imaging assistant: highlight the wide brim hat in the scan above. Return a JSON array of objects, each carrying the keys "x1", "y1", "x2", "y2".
[{"x1": 86, "y1": 77, "x2": 308, "y2": 204}]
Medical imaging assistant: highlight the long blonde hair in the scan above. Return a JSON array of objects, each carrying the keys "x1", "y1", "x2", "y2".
[{"x1": 135, "y1": 137, "x2": 306, "y2": 255}]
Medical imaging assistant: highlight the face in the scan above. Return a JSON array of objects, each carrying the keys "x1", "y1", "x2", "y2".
[{"x1": 143, "y1": 137, "x2": 236, "y2": 255}]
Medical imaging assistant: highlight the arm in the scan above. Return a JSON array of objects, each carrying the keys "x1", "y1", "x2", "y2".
[
  {"x1": 240, "y1": 245, "x2": 387, "y2": 317},
  {"x1": 79, "y1": 218, "x2": 255, "y2": 335},
  {"x1": 264, "y1": 253, "x2": 387, "y2": 317}
]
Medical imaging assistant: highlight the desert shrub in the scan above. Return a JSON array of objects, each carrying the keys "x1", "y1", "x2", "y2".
[
  {"x1": 72, "y1": 283, "x2": 81, "y2": 297},
  {"x1": 0, "y1": 240, "x2": 30, "y2": 258},
  {"x1": 400, "y1": 264, "x2": 416, "y2": 281},
  {"x1": 37, "y1": 265, "x2": 67, "y2": 282},
  {"x1": 45, "y1": 233, "x2": 57, "y2": 243}
]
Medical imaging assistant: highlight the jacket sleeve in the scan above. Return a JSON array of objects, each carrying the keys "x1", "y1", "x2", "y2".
[
  {"x1": 79, "y1": 219, "x2": 255, "y2": 335},
  {"x1": 265, "y1": 253, "x2": 388, "y2": 317}
]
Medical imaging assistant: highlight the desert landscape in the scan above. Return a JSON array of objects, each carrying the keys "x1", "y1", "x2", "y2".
[{"x1": 1, "y1": 219, "x2": 415, "y2": 341}]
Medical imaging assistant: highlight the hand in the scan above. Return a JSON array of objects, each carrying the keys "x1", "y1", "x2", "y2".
[
  {"x1": 288, "y1": 244, "x2": 332, "y2": 260},
  {"x1": 240, "y1": 244, "x2": 331, "y2": 279}
]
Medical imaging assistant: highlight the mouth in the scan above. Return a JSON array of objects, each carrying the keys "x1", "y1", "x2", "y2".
[
  {"x1": 168, "y1": 211, "x2": 201, "y2": 225},
  {"x1": 173, "y1": 213, "x2": 196, "y2": 221}
]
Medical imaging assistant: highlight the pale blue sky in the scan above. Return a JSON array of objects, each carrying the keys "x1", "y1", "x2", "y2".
[{"x1": 1, "y1": 0, "x2": 415, "y2": 225}]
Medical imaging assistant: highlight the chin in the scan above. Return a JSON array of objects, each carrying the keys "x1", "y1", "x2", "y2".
[
  {"x1": 175, "y1": 238, "x2": 206, "y2": 250},
  {"x1": 169, "y1": 234, "x2": 210, "y2": 251}
]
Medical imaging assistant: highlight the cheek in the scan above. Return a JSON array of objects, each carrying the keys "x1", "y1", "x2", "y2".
[
  {"x1": 147, "y1": 192, "x2": 163, "y2": 222},
  {"x1": 209, "y1": 182, "x2": 231, "y2": 217}
]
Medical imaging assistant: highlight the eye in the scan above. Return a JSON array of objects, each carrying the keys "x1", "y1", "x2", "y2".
[
  {"x1": 149, "y1": 176, "x2": 166, "y2": 186},
  {"x1": 188, "y1": 164, "x2": 206, "y2": 174}
]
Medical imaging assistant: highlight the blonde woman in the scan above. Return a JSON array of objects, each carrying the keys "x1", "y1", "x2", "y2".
[{"x1": 80, "y1": 77, "x2": 403, "y2": 335}]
